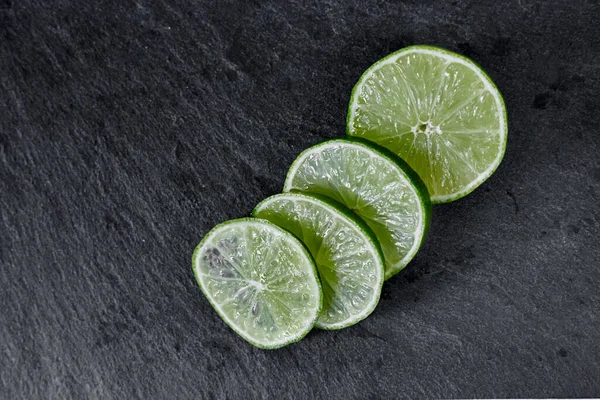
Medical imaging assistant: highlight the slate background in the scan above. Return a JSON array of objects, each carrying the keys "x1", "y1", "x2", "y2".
[{"x1": 1, "y1": 0, "x2": 600, "y2": 398}]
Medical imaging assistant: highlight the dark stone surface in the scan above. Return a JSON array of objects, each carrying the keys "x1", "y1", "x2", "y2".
[{"x1": 1, "y1": 0, "x2": 599, "y2": 398}]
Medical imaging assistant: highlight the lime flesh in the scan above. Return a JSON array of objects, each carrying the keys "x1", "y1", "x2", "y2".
[
  {"x1": 284, "y1": 138, "x2": 431, "y2": 280},
  {"x1": 347, "y1": 45, "x2": 507, "y2": 203},
  {"x1": 253, "y1": 193, "x2": 384, "y2": 329},
  {"x1": 192, "y1": 218, "x2": 322, "y2": 349}
]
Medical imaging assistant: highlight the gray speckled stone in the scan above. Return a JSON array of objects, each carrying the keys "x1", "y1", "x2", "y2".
[{"x1": 1, "y1": 0, "x2": 599, "y2": 398}]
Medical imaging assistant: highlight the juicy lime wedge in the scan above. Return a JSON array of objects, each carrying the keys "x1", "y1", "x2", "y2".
[
  {"x1": 347, "y1": 45, "x2": 507, "y2": 203},
  {"x1": 192, "y1": 218, "x2": 322, "y2": 349},
  {"x1": 284, "y1": 138, "x2": 431, "y2": 280},
  {"x1": 253, "y1": 192, "x2": 384, "y2": 329}
]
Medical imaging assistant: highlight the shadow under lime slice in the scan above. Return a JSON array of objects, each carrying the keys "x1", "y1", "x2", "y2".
[
  {"x1": 192, "y1": 218, "x2": 322, "y2": 349},
  {"x1": 253, "y1": 192, "x2": 384, "y2": 329}
]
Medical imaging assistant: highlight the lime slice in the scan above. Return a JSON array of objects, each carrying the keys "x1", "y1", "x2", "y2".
[
  {"x1": 253, "y1": 192, "x2": 384, "y2": 329},
  {"x1": 192, "y1": 218, "x2": 322, "y2": 349},
  {"x1": 347, "y1": 45, "x2": 507, "y2": 203},
  {"x1": 284, "y1": 138, "x2": 431, "y2": 280}
]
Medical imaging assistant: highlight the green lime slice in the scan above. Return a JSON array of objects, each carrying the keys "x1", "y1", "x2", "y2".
[
  {"x1": 253, "y1": 192, "x2": 384, "y2": 330},
  {"x1": 192, "y1": 218, "x2": 322, "y2": 349},
  {"x1": 347, "y1": 45, "x2": 508, "y2": 203},
  {"x1": 284, "y1": 138, "x2": 431, "y2": 280}
]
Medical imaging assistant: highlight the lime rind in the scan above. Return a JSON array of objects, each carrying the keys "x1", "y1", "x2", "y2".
[
  {"x1": 347, "y1": 45, "x2": 508, "y2": 203},
  {"x1": 253, "y1": 192, "x2": 385, "y2": 329},
  {"x1": 284, "y1": 138, "x2": 431, "y2": 279},
  {"x1": 192, "y1": 218, "x2": 322, "y2": 349}
]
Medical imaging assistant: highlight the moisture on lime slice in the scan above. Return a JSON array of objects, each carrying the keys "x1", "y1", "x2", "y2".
[
  {"x1": 192, "y1": 218, "x2": 322, "y2": 349},
  {"x1": 253, "y1": 192, "x2": 384, "y2": 329},
  {"x1": 284, "y1": 138, "x2": 431, "y2": 280},
  {"x1": 347, "y1": 45, "x2": 507, "y2": 203}
]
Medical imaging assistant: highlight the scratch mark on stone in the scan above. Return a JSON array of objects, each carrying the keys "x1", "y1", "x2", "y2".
[
  {"x1": 506, "y1": 190, "x2": 519, "y2": 214},
  {"x1": 353, "y1": 325, "x2": 388, "y2": 343}
]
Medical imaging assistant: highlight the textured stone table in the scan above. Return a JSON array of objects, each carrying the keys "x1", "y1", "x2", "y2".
[{"x1": 1, "y1": 0, "x2": 599, "y2": 398}]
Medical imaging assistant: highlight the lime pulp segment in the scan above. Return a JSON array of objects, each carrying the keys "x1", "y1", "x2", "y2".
[
  {"x1": 347, "y1": 45, "x2": 507, "y2": 203},
  {"x1": 253, "y1": 192, "x2": 384, "y2": 329},
  {"x1": 192, "y1": 218, "x2": 322, "y2": 349},
  {"x1": 284, "y1": 138, "x2": 431, "y2": 280}
]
